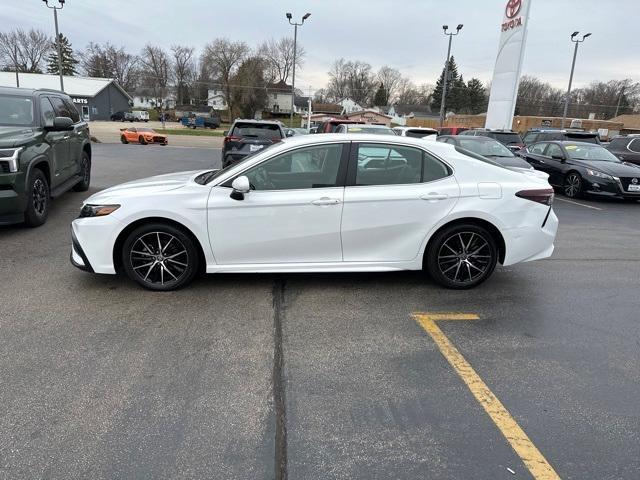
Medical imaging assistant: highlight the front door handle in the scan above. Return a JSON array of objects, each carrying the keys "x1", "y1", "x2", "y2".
[
  {"x1": 421, "y1": 193, "x2": 448, "y2": 201},
  {"x1": 311, "y1": 197, "x2": 341, "y2": 206}
]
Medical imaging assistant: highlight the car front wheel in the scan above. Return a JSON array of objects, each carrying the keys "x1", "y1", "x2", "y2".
[
  {"x1": 24, "y1": 168, "x2": 49, "y2": 227},
  {"x1": 426, "y1": 224, "x2": 498, "y2": 289},
  {"x1": 122, "y1": 223, "x2": 200, "y2": 291},
  {"x1": 564, "y1": 172, "x2": 583, "y2": 198},
  {"x1": 139, "y1": 136, "x2": 147, "y2": 145}
]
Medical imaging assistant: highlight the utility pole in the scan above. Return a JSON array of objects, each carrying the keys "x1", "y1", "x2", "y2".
[
  {"x1": 286, "y1": 12, "x2": 310, "y2": 126},
  {"x1": 43, "y1": 0, "x2": 65, "y2": 92},
  {"x1": 307, "y1": 86, "x2": 312, "y2": 132},
  {"x1": 561, "y1": 31, "x2": 591, "y2": 128},
  {"x1": 614, "y1": 85, "x2": 626, "y2": 118},
  {"x1": 439, "y1": 24, "x2": 463, "y2": 128},
  {"x1": 13, "y1": 44, "x2": 19, "y2": 88}
]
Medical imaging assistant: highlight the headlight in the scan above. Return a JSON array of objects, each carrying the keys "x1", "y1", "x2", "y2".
[
  {"x1": 79, "y1": 204, "x2": 120, "y2": 218},
  {"x1": 586, "y1": 169, "x2": 613, "y2": 180},
  {"x1": 0, "y1": 147, "x2": 24, "y2": 173}
]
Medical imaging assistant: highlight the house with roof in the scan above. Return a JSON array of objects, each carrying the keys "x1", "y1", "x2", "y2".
[
  {"x1": 0, "y1": 71, "x2": 132, "y2": 121},
  {"x1": 207, "y1": 88, "x2": 228, "y2": 111},
  {"x1": 265, "y1": 80, "x2": 294, "y2": 115},
  {"x1": 132, "y1": 87, "x2": 176, "y2": 110},
  {"x1": 344, "y1": 109, "x2": 394, "y2": 127}
]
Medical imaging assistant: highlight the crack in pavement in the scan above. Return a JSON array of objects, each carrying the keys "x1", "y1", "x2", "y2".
[{"x1": 272, "y1": 279, "x2": 287, "y2": 480}]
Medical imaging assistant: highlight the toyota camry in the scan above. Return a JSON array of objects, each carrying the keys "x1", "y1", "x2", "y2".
[{"x1": 70, "y1": 134, "x2": 558, "y2": 290}]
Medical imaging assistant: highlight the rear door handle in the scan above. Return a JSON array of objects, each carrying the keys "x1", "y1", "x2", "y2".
[
  {"x1": 421, "y1": 193, "x2": 448, "y2": 201},
  {"x1": 311, "y1": 197, "x2": 341, "y2": 206}
]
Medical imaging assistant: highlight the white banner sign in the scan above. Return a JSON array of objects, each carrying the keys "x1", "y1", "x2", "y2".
[{"x1": 485, "y1": 0, "x2": 533, "y2": 130}]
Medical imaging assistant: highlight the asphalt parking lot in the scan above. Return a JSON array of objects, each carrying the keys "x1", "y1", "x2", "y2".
[{"x1": 1, "y1": 144, "x2": 639, "y2": 480}]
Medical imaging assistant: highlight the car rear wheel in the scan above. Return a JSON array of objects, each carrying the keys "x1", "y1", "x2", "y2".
[
  {"x1": 120, "y1": 135, "x2": 128, "y2": 144},
  {"x1": 73, "y1": 152, "x2": 91, "y2": 192},
  {"x1": 122, "y1": 223, "x2": 200, "y2": 291},
  {"x1": 24, "y1": 169, "x2": 49, "y2": 227},
  {"x1": 564, "y1": 172, "x2": 583, "y2": 198},
  {"x1": 139, "y1": 135, "x2": 147, "y2": 145},
  {"x1": 426, "y1": 224, "x2": 498, "y2": 289}
]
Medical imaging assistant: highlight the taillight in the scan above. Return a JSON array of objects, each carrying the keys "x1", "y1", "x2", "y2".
[
  {"x1": 516, "y1": 189, "x2": 554, "y2": 206},
  {"x1": 224, "y1": 135, "x2": 241, "y2": 143}
]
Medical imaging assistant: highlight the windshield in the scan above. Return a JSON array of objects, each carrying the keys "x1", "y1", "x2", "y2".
[
  {"x1": 137, "y1": 128, "x2": 155, "y2": 133},
  {"x1": 564, "y1": 144, "x2": 620, "y2": 162},
  {"x1": 454, "y1": 146, "x2": 508, "y2": 170},
  {"x1": 0, "y1": 95, "x2": 34, "y2": 127},
  {"x1": 458, "y1": 138, "x2": 514, "y2": 157},
  {"x1": 347, "y1": 126, "x2": 396, "y2": 135},
  {"x1": 490, "y1": 132, "x2": 523, "y2": 145}
]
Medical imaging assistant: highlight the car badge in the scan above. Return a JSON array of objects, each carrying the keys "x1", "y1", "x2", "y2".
[{"x1": 632, "y1": 178, "x2": 639, "y2": 185}]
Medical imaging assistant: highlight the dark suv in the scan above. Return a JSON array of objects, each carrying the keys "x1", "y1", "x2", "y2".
[
  {"x1": 222, "y1": 120, "x2": 287, "y2": 167},
  {"x1": 0, "y1": 87, "x2": 92, "y2": 227},
  {"x1": 605, "y1": 135, "x2": 640, "y2": 165},
  {"x1": 459, "y1": 128, "x2": 525, "y2": 151},
  {"x1": 523, "y1": 129, "x2": 600, "y2": 146}
]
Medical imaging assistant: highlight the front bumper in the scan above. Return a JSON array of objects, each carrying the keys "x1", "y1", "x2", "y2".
[
  {"x1": 70, "y1": 229, "x2": 94, "y2": 272},
  {"x1": 71, "y1": 215, "x2": 122, "y2": 274}
]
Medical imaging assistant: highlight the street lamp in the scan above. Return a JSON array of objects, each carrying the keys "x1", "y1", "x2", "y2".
[
  {"x1": 286, "y1": 12, "x2": 310, "y2": 125},
  {"x1": 439, "y1": 24, "x2": 463, "y2": 128},
  {"x1": 561, "y1": 31, "x2": 591, "y2": 128},
  {"x1": 43, "y1": 0, "x2": 65, "y2": 92}
]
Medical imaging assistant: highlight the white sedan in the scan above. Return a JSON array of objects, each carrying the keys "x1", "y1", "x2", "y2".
[{"x1": 70, "y1": 134, "x2": 558, "y2": 291}]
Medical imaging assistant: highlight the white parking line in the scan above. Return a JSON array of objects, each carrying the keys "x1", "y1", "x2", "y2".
[{"x1": 555, "y1": 197, "x2": 603, "y2": 211}]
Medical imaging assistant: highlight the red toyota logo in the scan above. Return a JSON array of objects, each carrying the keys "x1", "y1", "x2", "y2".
[{"x1": 505, "y1": 0, "x2": 522, "y2": 18}]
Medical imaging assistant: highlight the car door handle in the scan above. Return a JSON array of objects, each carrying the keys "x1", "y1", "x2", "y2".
[
  {"x1": 421, "y1": 193, "x2": 448, "y2": 201},
  {"x1": 62, "y1": 135, "x2": 70, "y2": 140},
  {"x1": 311, "y1": 197, "x2": 341, "y2": 206}
]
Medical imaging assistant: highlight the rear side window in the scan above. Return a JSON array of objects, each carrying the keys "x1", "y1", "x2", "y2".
[
  {"x1": 40, "y1": 97, "x2": 55, "y2": 126},
  {"x1": 232, "y1": 122, "x2": 282, "y2": 140},
  {"x1": 355, "y1": 144, "x2": 450, "y2": 186},
  {"x1": 406, "y1": 129, "x2": 436, "y2": 138},
  {"x1": 629, "y1": 139, "x2": 640, "y2": 153}
]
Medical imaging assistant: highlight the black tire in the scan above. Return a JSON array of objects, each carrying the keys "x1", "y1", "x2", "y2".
[
  {"x1": 564, "y1": 172, "x2": 583, "y2": 198},
  {"x1": 120, "y1": 135, "x2": 128, "y2": 144},
  {"x1": 122, "y1": 223, "x2": 200, "y2": 291},
  {"x1": 222, "y1": 155, "x2": 233, "y2": 168},
  {"x1": 425, "y1": 224, "x2": 498, "y2": 289},
  {"x1": 24, "y1": 168, "x2": 50, "y2": 227},
  {"x1": 73, "y1": 151, "x2": 91, "y2": 192},
  {"x1": 139, "y1": 135, "x2": 147, "y2": 145}
]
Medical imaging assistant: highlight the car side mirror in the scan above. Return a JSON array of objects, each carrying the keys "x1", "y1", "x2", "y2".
[
  {"x1": 551, "y1": 154, "x2": 565, "y2": 161},
  {"x1": 223, "y1": 130, "x2": 229, "y2": 136},
  {"x1": 49, "y1": 116, "x2": 73, "y2": 131},
  {"x1": 230, "y1": 175, "x2": 250, "y2": 200},
  {"x1": 286, "y1": 129, "x2": 294, "y2": 137}
]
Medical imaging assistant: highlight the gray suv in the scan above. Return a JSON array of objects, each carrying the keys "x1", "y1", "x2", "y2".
[
  {"x1": 222, "y1": 120, "x2": 288, "y2": 168},
  {"x1": 605, "y1": 135, "x2": 640, "y2": 166},
  {"x1": 0, "y1": 87, "x2": 92, "y2": 227}
]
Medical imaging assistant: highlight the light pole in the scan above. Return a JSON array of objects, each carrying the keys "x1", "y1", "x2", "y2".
[
  {"x1": 43, "y1": 0, "x2": 65, "y2": 92},
  {"x1": 561, "y1": 31, "x2": 591, "y2": 128},
  {"x1": 439, "y1": 24, "x2": 463, "y2": 128},
  {"x1": 286, "y1": 12, "x2": 310, "y2": 126}
]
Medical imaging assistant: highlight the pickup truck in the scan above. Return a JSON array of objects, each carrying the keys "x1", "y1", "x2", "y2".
[{"x1": 0, "y1": 87, "x2": 92, "y2": 227}]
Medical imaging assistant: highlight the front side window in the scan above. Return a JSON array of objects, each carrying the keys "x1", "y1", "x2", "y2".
[
  {"x1": 62, "y1": 98, "x2": 80, "y2": 123},
  {"x1": 529, "y1": 143, "x2": 548, "y2": 155},
  {"x1": 49, "y1": 96, "x2": 73, "y2": 119},
  {"x1": 0, "y1": 95, "x2": 34, "y2": 126},
  {"x1": 243, "y1": 144, "x2": 344, "y2": 191},
  {"x1": 356, "y1": 143, "x2": 449, "y2": 185},
  {"x1": 40, "y1": 97, "x2": 56, "y2": 127},
  {"x1": 545, "y1": 144, "x2": 565, "y2": 159}
]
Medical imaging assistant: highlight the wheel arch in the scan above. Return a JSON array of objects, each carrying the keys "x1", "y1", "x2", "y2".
[
  {"x1": 27, "y1": 156, "x2": 51, "y2": 187},
  {"x1": 422, "y1": 217, "x2": 506, "y2": 267},
  {"x1": 112, "y1": 216, "x2": 206, "y2": 274}
]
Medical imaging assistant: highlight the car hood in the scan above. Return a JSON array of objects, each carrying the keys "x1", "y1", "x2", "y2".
[
  {"x1": 0, "y1": 126, "x2": 38, "y2": 148},
  {"x1": 85, "y1": 170, "x2": 204, "y2": 203},
  {"x1": 572, "y1": 160, "x2": 640, "y2": 177}
]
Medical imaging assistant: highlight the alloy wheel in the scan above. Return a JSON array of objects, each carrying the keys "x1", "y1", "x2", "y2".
[
  {"x1": 437, "y1": 232, "x2": 492, "y2": 285},
  {"x1": 32, "y1": 178, "x2": 47, "y2": 216},
  {"x1": 129, "y1": 231, "x2": 189, "y2": 286},
  {"x1": 564, "y1": 174, "x2": 581, "y2": 198}
]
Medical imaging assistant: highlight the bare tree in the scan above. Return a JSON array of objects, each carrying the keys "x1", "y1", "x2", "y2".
[
  {"x1": 171, "y1": 45, "x2": 195, "y2": 105},
  {"x1": 326, "y1": 59, "x2": 350, "y2": 102},
  {"x1": 258, "y1": 37, "x2": 305, "y2": 84},
  {"x1": 201, "y1": 38, "x2": 249, "y2": 118},
  {"x1": 80, "y1": 43, "x2": 139, "y2": 92},
  {"x1": 395, "y1": 77, "x2": 420, "y2": 105},
  {"x1": 231, "y1": 56, "x2": 268, "y2": 118},
  {"x1": 0, "y1": 29, "x2": 51, "y2": 74},
  {"x1": 139, "y1": 45, "x2": 170, "y2": 107},
  {"x1": 326, "y1": 59, "x2": 375, "y2": 105},
  {"x1": 376, "y1": 66, "x2": 401, "y2": 105}
]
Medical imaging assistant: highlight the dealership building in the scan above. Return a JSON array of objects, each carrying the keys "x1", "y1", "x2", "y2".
[{"x1": 0, "y1": 72, "x2": 132, "y2": 121}]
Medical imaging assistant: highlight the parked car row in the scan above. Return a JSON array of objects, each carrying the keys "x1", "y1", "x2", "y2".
[{"x1": 110, "y1": 110, "x2": 150, "y2": 122}]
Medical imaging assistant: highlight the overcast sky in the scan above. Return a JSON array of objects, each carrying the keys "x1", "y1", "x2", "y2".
[{"x1": 6, "y1": 0, "x2": 639, "y2": 92}]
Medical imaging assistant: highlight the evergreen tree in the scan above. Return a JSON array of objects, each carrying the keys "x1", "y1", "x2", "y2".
[
  {"x1": 46, "y1": 33, "x2": 78, "y2": 76},
  {"x1": 464, "y1": 78, "x2": 487, "y2": 114},
  {"x1": 373, "y1": 82, "x2": 387, "y2": 107},
  {"x1": 431, "y1": 56, "x2": 464, "y2": 113}
]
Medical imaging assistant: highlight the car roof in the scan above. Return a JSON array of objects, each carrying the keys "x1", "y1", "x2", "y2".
[
  {"x1": 232, "y1": 119, "x2": 283, "y2": 126},
  {"x1": 0, "y1": 86, "x2": 64, "y2": 96},
  {"x1": 345, "y1": 124, "x2": 391, "y2": 129},
  {"x1": 281, "y1": 133, "x2": 455, "y2": 152},
  {"x1": 454, "y1": 135, "x2": 502, "y2": 141}
]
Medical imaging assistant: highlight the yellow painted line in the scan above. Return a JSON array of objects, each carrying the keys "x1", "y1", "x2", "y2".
[
  {"x1": 555, "y1": 197, "x2": 603, "y2": 211},
  {"x1": 412, "y1": 312, "x2": 561, "y2": 480}
]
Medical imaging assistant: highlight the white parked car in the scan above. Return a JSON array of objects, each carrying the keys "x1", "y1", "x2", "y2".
[
  {"x1": 393, "y1": 126, "x2": 439, "y2": 140},
  {"x1": 131, "y1": 110, "x2": 150, "y2": 122},
  {"x1": 71, "y1": 134, "x2": 558, "y2": 291}
]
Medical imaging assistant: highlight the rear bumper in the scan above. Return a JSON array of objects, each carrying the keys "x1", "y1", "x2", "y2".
[{"x1": 502, "y1": 208, "x2": 558, "y2": 266}]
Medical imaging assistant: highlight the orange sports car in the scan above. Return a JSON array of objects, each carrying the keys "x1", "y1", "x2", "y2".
[{"x1": 120, "y1": 127, "x2": 168, "y2": 145}]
